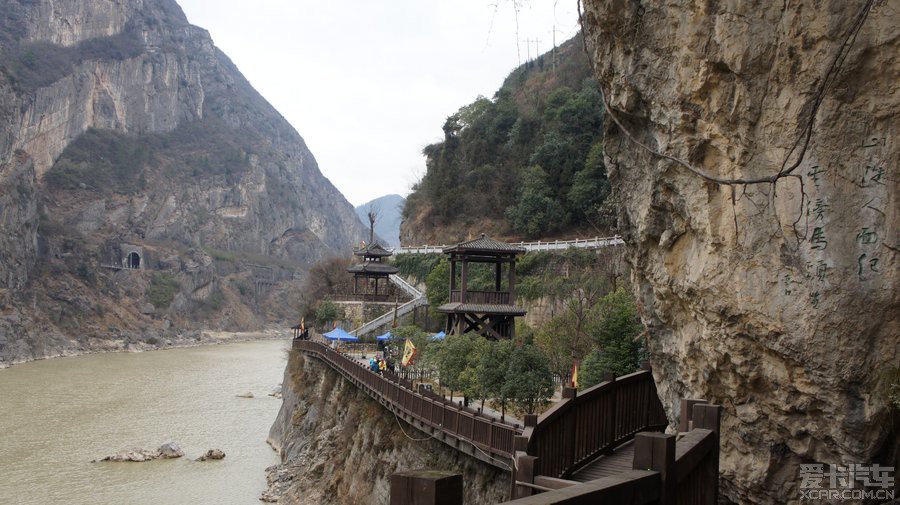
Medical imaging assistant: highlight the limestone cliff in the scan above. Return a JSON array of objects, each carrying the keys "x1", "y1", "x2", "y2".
[
  {"x1": 266, "y1": 349, "x2": 509, "y2": 504},
  {"x1": 580, "y1": 0, "x2": 898, "y2": 502},
  {"x1": 0, "y1": 0, "x2": 367, "y2": 365}
]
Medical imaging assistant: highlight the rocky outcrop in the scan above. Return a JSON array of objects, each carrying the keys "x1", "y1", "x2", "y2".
[
  {"x1": 196, "y1": 448, "x2": 225, "y2": 461},
  {"x1": 266, "y1": 349, "x2": 509, "y2": 505},
  {"x1": 0, "y1": 0, "x2": 367, "y2": 365},
  {"x1": 580, "y1": 1, "x2": 898, "y2": 503},
  {"x1": 95, "y1": 442, "x2": 184, "y2": 462}
]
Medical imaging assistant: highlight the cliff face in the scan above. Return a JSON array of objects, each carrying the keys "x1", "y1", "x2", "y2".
[
  {"x1": 581, "y1": 1, "x2": 898, "y2": 502},
  {"x1": 266, "y1": 349, "x2": 509, "y2": 504},
  {"x1": 0, "y1": 0, "x2": 367, "y2": 365}
]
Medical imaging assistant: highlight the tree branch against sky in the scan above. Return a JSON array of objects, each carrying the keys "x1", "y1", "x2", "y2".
[{"x1": 176, "y1": 1, "x2": 580, "y2": 205}]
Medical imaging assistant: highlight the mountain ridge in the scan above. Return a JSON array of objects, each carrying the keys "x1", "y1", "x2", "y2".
[{"x1": 0, "y1": 0, "x2": 366, "y2": 365}]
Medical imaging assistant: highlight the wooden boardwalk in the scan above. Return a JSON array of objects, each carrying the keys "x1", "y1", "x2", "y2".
[{"x1": 569, "y1": 440, "x2": 636, "y2": 482}]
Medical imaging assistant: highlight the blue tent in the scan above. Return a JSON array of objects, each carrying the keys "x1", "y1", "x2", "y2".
[
  {"x1": 375, "y1": 331, "x2": 393, "y2": 341},
  {"x1": 323, "y1": 328, "x2": 358, "y2": 342},
  {"x1": 432, "y1": 331, "x2": 446, "y2": 340}
]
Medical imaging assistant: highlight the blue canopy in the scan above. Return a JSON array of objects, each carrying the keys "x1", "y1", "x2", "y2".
[
  {"x1": 432, "y1": 331, "x2": 446, "y2": 340},
  {"x1": 323, "y1": 328, "x2": 358, "y2": 342},
  {"x1": 376, "y1": 331, "x2": 393, "y2": 341}
]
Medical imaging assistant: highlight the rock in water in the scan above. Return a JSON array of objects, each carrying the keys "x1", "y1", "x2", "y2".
[
  {"x1": 94, "y1": 448, "x2": 159, "y2": 463},
  {"x1": 580, "y1": 1, "x2": 898, "y2": 502},
  {"x1": 94, "y1": 443, "x2": 183, "y2": 462},
  {"x1": 236, "y1": 392, "x2": 254, "y2": 399},
  {"x1": 156, "y1": 442, "x2": 184, "y2": 459},
  {"x1": 196, "y1": 449, "x2": 226, "y2": 461}
]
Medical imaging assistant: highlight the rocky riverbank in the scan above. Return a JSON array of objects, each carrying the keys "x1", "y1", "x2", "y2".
[{"x1": 0, "y1": 328, "x2": 286, "y2": 369}]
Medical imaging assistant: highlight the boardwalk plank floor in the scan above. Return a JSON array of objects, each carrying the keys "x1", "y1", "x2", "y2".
[{"x1": 570, "y1": 440, "x2": 636, "y2": 482}]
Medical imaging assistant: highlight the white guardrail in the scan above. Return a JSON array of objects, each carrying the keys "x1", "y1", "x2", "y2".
[{"x1": 389, "y1": 235, "x2": 624, "y2": 255}]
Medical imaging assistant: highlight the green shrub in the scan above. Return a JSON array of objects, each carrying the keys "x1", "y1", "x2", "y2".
[
  {"x1": 314, "y1": 300, "x2": 344, "y2": 327},
  {"x1": 392, "y1": 254, "x2": 443, "y2": 284},
  {"x1": 201, "y1": 286, "x2": 225, "y2": 312},
  {"x1": 502, "y1": 343, "x2": 554, "y2": 415},
  {"x1": 148, "y1": 274, "x2": 180, "y2": 308}
]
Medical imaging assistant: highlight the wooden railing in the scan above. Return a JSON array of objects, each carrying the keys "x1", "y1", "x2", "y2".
[
  {"x1": 293, "y1": 340, "x2": 522, "y2": 465},
  {"x1": 296, "y1": 339, "x2": 722, "y2": 505},
  {"x1": 450, "y1": 290, "x2": 511, "y2": 305},
  {"x1": 519, "y1": 369, "x2": 668, "y2": 480},
  {"x1": 504, "y1": 401, "x2": 722, "y2": 505}
]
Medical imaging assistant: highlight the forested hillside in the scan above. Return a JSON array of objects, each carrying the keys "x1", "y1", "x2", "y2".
[{"x1": 401, "y1": 34, "x2": 612, "y2": 244}]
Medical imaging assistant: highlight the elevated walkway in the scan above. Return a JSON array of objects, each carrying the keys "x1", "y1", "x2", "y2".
[
  {"x1": 348, "y1": 274, "x2": 427, "y2": 337},
  {"x1": 293, "y1": 339, "x2": 519, "y2": 468},
  {"x1": 292, "y1": 339, "x2": 722, "y2": 504},
  {"x1": 390, "y1": 236, "x2": 624, "y2": 255},
  {"x1": 569, "y1": 440, "x2": 636, "y2": 481}
]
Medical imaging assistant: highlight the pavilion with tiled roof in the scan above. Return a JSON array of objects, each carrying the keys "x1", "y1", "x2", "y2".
[
  {"x1": 437, "y1": 234, "x2": 526, "y2": 340},
  {"x1": 347, "y1": 242, "x2": 399, "y2": 299}
]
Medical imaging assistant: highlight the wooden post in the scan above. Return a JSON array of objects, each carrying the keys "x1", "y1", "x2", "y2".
[
  {"x1": 692, "y1": 403, "x2": 722, "y2": 505},
  {"x1": 495, "y1": 260, "x2": 502, "y2": 292},
  {"x1": 507, "y1": 258, "x2": 516, "y2": 300},
  {"x1": 512, "y1": 453, "x2": 538, "y2": 498},
  {"x1": 561, "y1": 386, "x2": 577, "y2": 471},
  {"x1": 632, "y1": 432, "x2": 676, "y2": 505},
  {"x1": 679, "y1": 398, "x2": 708, "y2": 432},
  {"x1": 390, "y1": 470, "x2": 462, "y2": 505},
  {"x1": 450, "y1": 258, "x2": 457, "y2": 294},
  {"x1": 460, "y1": 259, "x2": 468, "y2": 302}
]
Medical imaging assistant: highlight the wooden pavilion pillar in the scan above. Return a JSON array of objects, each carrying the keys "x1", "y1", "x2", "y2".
[
  {"x1": 460, "y1": 259, "x2": 468, "y2": 302},
  {"x1": 450, "y1": 257, "x2": 457, "y2": 293},
  {"x1": 508, "y1": 257, "x2": 516, "y2": 299},
  {"x1": 494, "y1": 261, "x2": 501, "y2": 291}
]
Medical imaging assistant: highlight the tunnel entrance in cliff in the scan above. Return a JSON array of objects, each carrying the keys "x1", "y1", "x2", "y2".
[{"x1": 126, "y1": 252, "x2": 141, "y2": 270}]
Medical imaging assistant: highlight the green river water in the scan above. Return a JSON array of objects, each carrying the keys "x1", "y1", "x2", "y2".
[{"x1": 0, "y1": 339, "x2": 289, "y2": 505}]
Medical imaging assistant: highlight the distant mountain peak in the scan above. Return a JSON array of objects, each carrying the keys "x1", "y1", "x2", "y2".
[{"x1": 356, "y1": 194, "x2": 405, "y2": 247}]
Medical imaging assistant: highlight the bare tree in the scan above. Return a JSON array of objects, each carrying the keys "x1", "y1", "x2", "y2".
[{"x1": 366, "y1": 203, "x2": 380, "y2": 245}]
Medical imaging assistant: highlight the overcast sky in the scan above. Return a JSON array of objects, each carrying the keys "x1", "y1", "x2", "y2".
[{"x1": 176, "y1": 1, "x2": 581, "y2": 206}]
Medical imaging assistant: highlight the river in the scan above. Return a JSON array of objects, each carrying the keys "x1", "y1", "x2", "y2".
[{"x1": 0, "y1": 339, "x2": 289, "y2": 505}]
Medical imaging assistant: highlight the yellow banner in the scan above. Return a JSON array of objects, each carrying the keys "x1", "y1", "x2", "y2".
[{"x1": 401, "y1": 338, "x2": 417, "y2": 367}]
